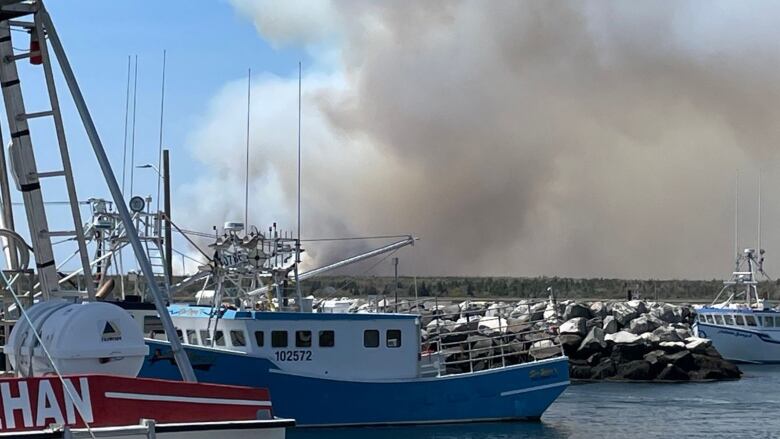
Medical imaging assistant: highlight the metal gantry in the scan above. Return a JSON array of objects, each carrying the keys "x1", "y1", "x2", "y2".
[{"x1": 0, "y1": 0, "x2": 196, "y2": 382}]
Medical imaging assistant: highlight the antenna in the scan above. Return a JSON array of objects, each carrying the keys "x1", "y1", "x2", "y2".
[
  {"x1": 734, "y1": 170, "x2": 739, "y2": 263},
  {"x1": 244, "y1": 68, "x2": 251, "y2": 228},
  {"x1": 156, "y1": 49, "x2": 166, "y2": 213},
  {"x1": 757, "y1": 171, "x2": 762, "y2": 254},
  {"x1": 129, "y1": 54, "x2": 138, "y2": 196},
  {"x1": 294, "y1": 61, "x2": 302, "y2": 302},
  {"x1": 121, "y1": 55, "x2": 130, "y2": 196}
]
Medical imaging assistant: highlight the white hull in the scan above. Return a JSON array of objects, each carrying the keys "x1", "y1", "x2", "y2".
[
  {"x1": 694, "y1": 322, "x2": 780, "y2": 364},
  {"x1": 9, "y1": 419, "x2": 291, "y2": 438}
]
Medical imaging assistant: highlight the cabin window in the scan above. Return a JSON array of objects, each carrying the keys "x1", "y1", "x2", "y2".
[
  {"x1": 230, "y1": 330, "x2": 247, "y2": 347},
  {"x1": 272, "y1": 331, "x2": 288, "y2": 348},
  {"x1": 296, "y1": 330, "x2": 312, "y2": 348},
  {"x1": 143, "y1": 316, "x2": 163, "y2": 336},
  {"x1": 186, "y1": 329, "x2": 198, "y2": 345},
  {"x1": 175, "y1": 328, "x2": 184, "y2": 342},
  {"x1": 254, "y1": 331, "x2": 265, "y2": 347},
  {"x1": 756, "y1": 316, "x2": 764, "y2": 326},
  {"x1": 200, "y1": 330, "x2": 212, "y2": 345},
  {"x1": 735, "y1": 315, "x2": 746, "y2": 326},
  {"x1": 745, "y1": 315, "x2": 757, "y2": 327},
  {"x1": 725, "y1": 315, "x2": 735, "y2": 325},
  {"x1": 714, "y1": 315, "x2": 725, "y2": 325},
  {"x1": 702, "y1": 315, "x2": 712, "y2": 323},
  {"x1": 766, "y1": 316, "x2": 775, "y2": 328},
  {"x1": 387, "y1": 329, "x2": 402, "y2": 348},
  {"x1": 364, "y1": 330, "x2": 380, "y2": 348},
  {"x1": 214, "y1": 330, "x2": 226, "y2": 346},
  {"x1": 319, "y1": 330, "x2": 335, "y2": 347}
]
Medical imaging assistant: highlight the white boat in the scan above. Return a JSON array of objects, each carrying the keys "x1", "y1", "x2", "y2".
[{"x1": 693, "y1": 248, "x2": 780, "y2": 363}]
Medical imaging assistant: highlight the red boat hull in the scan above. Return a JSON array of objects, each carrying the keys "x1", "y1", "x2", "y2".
[{"x1": 0, "y1": 374, "x2": 275, "y2": 433}]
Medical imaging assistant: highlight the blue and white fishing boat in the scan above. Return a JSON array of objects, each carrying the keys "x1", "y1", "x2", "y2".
[
  {"x1": 120, "y1": 223, "x2": 570, "y2": 426},
  {"x1": 693, "y1": 248, "x2": 780, "y2": 363}
]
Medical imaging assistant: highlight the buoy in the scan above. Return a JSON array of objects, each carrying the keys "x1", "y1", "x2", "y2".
[{"x1": 29, "y1": 28, "x2": 42, "y2": 65}]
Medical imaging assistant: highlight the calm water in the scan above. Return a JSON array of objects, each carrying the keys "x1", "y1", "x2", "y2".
[{"x1": 288, "y1": 365, "x2": 780, "y2": 439}]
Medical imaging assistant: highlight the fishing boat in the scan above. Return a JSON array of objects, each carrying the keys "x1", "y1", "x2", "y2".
[
  {"x1": 693, "y1": 248, "x2": 780, "y2": 363},
  {"x1": 123, "y1": 222, "x2": 570, "y2": 427},
  {"x1": 0, "y1": 2, "x2": 292, "y2": 436}
]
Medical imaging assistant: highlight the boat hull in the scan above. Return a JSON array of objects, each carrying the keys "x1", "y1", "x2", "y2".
[
  {"x1": 694, "y1": 322, "x2": 780, "y2": 364},
  {"x1": 140, "y1": 341, "x2": 570, "y2": 427},
  {"x1": 10, "y1": 419, "x2": 291, "y2": 439}
]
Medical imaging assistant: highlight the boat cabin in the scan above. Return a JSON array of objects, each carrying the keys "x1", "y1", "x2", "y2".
[{"x1": 167, "y1": 304, "x2": 422, "y2": 381}]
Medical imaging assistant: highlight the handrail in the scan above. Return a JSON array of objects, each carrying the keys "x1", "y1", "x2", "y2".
[{"x1": 411, "y1": 298, "x2": 564, "y2": 376}]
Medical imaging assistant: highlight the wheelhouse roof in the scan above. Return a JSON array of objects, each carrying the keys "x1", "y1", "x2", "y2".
[{"x1": 168, "y1": 304, "x2": 419, "y2": 321}]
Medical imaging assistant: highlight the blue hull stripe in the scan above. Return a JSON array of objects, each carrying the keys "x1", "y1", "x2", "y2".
[
  {"x1": 696, "y1": 322, "x2": 780, "y2": 345},
  {"x1": 140, "y1": 341, "x2": 569, "y2": 426}
]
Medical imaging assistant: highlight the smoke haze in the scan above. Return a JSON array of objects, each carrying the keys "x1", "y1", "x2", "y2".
[{"x1": 178, "y1": 1, "x2": 780, "y2": 279}]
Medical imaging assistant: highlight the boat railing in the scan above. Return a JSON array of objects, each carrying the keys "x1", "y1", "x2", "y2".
[{"x1": 405, "y1": 299, "x2": 564, "y2": 376}]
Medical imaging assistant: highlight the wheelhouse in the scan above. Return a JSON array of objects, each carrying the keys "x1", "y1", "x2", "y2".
[
  {"x1": 168, "y1": 304, "x2": 421, "y2": 380},
  {"x1": 696, "y1": 308, "x2": 780, "y2": 329}
]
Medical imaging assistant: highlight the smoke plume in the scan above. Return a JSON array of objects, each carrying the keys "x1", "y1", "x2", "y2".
[{"x1": 179, "y1": 1, "x2": 780, "y2": 279}]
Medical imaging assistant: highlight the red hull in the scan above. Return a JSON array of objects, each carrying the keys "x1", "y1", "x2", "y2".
[{"x1": 0, "y1": 374, "x2": 274, "y2": 433}]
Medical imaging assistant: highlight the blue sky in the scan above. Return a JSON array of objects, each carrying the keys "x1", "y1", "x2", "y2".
[
  {"x1": 1, "y1": 1, "x2": 312, "y2": 272},
  {"x1": 43, "y1": 0, "x2": 309, "y2": 199}
]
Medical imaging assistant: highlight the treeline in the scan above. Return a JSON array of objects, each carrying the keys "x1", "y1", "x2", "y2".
[{"x1": 300, "y1": 276, "x2": 780, "y2": 301}]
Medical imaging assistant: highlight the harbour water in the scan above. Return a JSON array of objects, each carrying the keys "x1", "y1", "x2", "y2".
[{"x1": 288, "y1": 365, "x2": 780, "y2": 439}]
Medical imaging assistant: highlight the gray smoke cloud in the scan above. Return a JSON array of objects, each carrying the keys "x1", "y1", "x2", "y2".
[{"x1": 178, "y1": 1, "x2": 780, "y2": 279}]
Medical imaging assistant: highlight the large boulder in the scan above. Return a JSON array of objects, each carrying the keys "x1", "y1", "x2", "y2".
[
  {"x1": 591, "y1": 358, "x2": 617, "y2": 379},
  {"x1": 529, "y1": 339, "x2": 561, "y2": 360},
  {"x1": 559, "y1": 334, "x2": 584, "y2": 357},
  {"x1": 685, "y1": 337, "x2": 712, "y2": 353},
  {"x1": 614, "y1": 359, "x2": 654, "y2": 380},
  {"x1": 629, "y1": 314, "x2": 662, "y2": 334},
  {"x1": 578, "y1": 327, "x2": 607, "y2": 356},
  {"x1": 660, "y1": 350, "x2": 695, "y2": 371},
  {"x1": 560, "y1": 317, "x2": 588, "y2": 337},
  {"x1": 570, "y1": 364, "x2": 593, "y2": 380},
  {"x1": 590, "y1": 301, "x2": 608, "y2": 319},
  {"x1": 652, "y1": 325, "x2": 683, "y2": 343},
  {"x1": 650, "y1": 303, "x2": 683, "y2": 324},
  {"x1": 602, "y1": 315, "x2": 619, "y2": 334},
  {"x1": 690, "y1": 354, "x2": 741, "y2": 380},
  {"x1": 563, "y1": 303, "x2": 591, "y2": 321},
  {"x1": 611, "y1": 302, "x2": 640, "y2": 326},
  {"x1": 656, "y1": 364, "x2": 690, "y2": 381},
  {"x1": 605, "y1": 331, "x2": 641, "y2": 344}
]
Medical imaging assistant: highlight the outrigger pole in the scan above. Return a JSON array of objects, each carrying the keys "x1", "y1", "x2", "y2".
[{"x1": 40, "y1": 4, "x2": 197, "y2": 382}]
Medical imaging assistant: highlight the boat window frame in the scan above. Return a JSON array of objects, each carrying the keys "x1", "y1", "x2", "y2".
[
  {"x1": 724, "y1": 314, "x2": 735, "y2": 325},
  {"x1": 200, "y1": 330, "x2": 212, "y2": 346},
  {"x1": 214, "y1": 330, "x2": 226, "y2": 346},
  {"x1": 714, "y1": 315, "x2": 725, "y2": 325},
  {"x1": 745, "y1": 315, "x2": 757, "y2": 327},
  {"x1": 703, "y1": 314, "x2": 712, "y2": 324},
  {"x1": 186, "y1": 329, "x2": 199, "y2": 345},
  {"x1": 271, "y1": 330, "x2": 288, "y2": 348},
  {"x1": 766, "y1": 316, "x2": 775, "y2": 328},
  {"x1": 230, "y1": 330, "x2": 247, "y2": 347},
  {"x1": 735, "y1": 315, "x2": 746, "y2": 326},
  {"x1": 175, "y1": 327, "x2": 183, "y2": 342},
  {"x1": 296, "y1": 330, "x2": 312, "y2": 348},
  {"x1": 386, "y1": 329, "x2": 402, "y2": 348},
  {"x1": 255, "y1": 330, "x2": 265, "y2": 347},
  {"x1": 319, "y1": 330, "x2": 335, "y2": 348},
  {"x1": 364, "y1": 329, "x2": 380, "y2": 348}
]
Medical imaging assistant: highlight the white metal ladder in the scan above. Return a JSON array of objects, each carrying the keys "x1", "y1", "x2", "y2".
[{"x1": 0, "y1": 3, "x2": 95, "y2": 300}]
